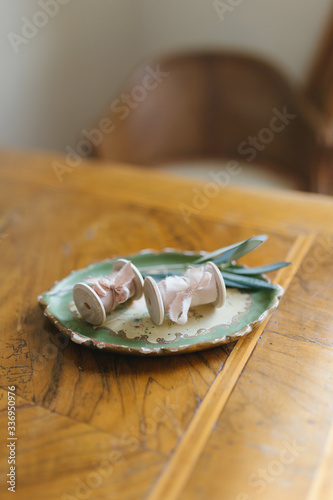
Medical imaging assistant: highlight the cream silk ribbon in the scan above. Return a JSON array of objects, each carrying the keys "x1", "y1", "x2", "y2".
[{"x1": 160, "y1": 267, "x2": 214, "y2": 325}]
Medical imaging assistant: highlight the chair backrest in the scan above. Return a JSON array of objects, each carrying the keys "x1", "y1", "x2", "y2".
[
  {"x1": 305, "y1": 7, "x2": 333, "y2": 194},
  {"x1": 94, "y1": 52, "x2": 318, "y2": 191}
]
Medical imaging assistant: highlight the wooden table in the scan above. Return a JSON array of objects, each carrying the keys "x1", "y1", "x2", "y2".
[{"x1": 1, "y1": 150, "x2": 333, "y2": 500}]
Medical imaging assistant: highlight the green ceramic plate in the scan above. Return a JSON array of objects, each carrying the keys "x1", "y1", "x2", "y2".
[{"x1": 38, "y1": 250, "x2": 283, "y2": 356}]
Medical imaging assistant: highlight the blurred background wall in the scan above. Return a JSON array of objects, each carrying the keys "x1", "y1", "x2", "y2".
[{"x1": 0, "y1": 0, "x2": 332, "y2": 153}]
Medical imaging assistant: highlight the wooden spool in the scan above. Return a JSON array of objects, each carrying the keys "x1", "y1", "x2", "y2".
[
  {"x1": 144, "y1": 262, "x2": 226, "y2": 325},
  {"x1": 73, "y1": 259, "x2": 143, "y2": 326}
]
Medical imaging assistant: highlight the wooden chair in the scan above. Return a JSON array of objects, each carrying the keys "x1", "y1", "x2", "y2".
[
  {"x1": 93, "y1": 51, "x2": 323, "y2": 192},
  {"x1": 306, "y1": 6, "x2": 333, "y2": 194}
]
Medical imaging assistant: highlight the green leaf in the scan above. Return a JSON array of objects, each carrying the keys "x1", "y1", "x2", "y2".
[
  {"x1": 214, "y1": 235, "x2": 268, "y2": 264},
  {"x1": 192, "y1": 239, "x2": 248, "y2": 264},
  {"x1": 221, "y1": 271, "x2": 277, "y2": 289},
  {"x1": 223, "y1": 278, "x2": 255, "y2": 289},
  {"x1": 227, "y1": 261, "x2": 291, "y2": 275},
  {"x1": 141, "y1": 271, "x2": 182, "y2": 280},
  {"x1": 139, "y1": 264, "x2": 188, "y2": 274}
]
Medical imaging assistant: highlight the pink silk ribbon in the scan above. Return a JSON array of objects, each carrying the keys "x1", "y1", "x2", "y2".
[
  {"x1": 86, "y1": 261, "x2": 135, "y2": 311},
  {"x1": 162, "y1": 267, "x2": 213, "y2": 325}
]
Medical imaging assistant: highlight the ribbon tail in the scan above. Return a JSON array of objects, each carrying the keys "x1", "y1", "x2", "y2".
[
  {"x1": 114, "y1": 261, "x2": 135, "y2": 288},
  {"x1": 169, "y1": 293, "x2": 192, "y2": 325}
]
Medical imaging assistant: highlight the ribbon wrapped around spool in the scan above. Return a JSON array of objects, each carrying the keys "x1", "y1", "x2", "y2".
[
  {"x1": 144, "y1": 262, "x2": 226, "y2": 325},
  {"x1": 73, "y1": 259, "x2": 143, "y2": 326}
]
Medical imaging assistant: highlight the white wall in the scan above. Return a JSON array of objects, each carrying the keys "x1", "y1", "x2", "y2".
[
  {"x1": 0, "y1": 0, "x2": 139, "y2": 151},
  {"x1": 137, "y1": 0, "x2": 333, "y2": 82},
  {"x1": 0, "y1": 0, "x2": 332, "y2": 153}
]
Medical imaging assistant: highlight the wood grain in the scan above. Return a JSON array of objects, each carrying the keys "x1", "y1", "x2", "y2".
[
  {"x1": 180, "y1": 236, "x2": 333, "y2": 500},
  {"x1": 1, "y1": 150, "x2": 333, "y2": 500},
  {"x1": 145, "y1": 233, "x2": 315, "y2": 500},
  {"x1": 306, "y1": 419, "x2": 333, "y2": 500}
]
